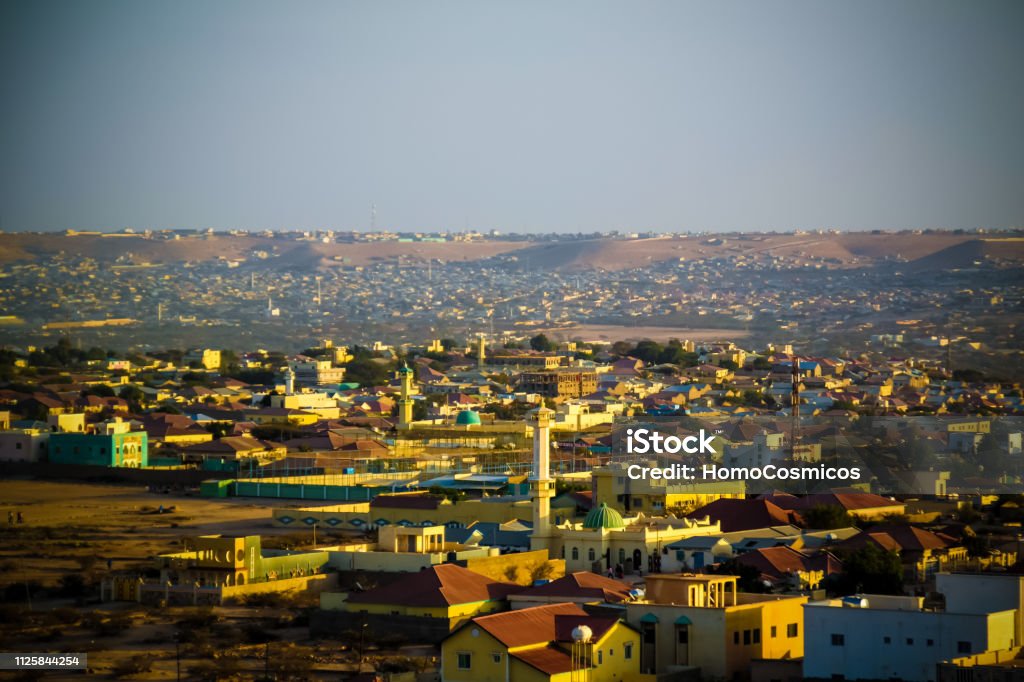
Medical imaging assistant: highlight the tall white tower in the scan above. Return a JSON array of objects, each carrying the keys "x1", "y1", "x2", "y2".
[
  {"x1": 528, "y1": 405, "x2": 556, "y2": 550},
  {"x1": 477, "y1": 334, "x2": 486, "y2": 369},
  {"x1": 284, "y1": 366, "x2": 295, "y2": 396}
]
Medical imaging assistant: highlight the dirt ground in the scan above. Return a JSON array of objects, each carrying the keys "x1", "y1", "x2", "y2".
[
  {"x1": 0, "y1": 480, "x2": 315, "y2": 588},
  {"x1": 0, "y1": 480, "x2": 428, "y2": 681}
]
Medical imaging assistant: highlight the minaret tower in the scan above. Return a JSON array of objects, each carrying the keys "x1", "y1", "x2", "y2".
[
  {"x1": 284, "y1": 366, "x2": 295, "y2": 396},
  {"x1": 528, "y1": 405, "x2": 556, "y2": 550},
  {"x1": 477, "y1": 334, "x2": 486, "y2": 369},
  {"x1": 397, "y1": 363, "x2": 415, "y2": 429}
]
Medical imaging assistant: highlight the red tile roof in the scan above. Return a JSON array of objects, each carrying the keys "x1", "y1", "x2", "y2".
[
  {"x1": 346, "y1": 564, "x2": 519, "y2": 608},
  {"x1": 473, "y1": 603, "x2": 587, "y2": 648},
  {"x1": 523, "y1": 571, "x2": 632, "y2": 603},
  {"x1": 687, "y1": 499, "x2": 799, "y2": 532},
  {"x1": 511, "y1": 645, "x2": 573, "y2": 676}
]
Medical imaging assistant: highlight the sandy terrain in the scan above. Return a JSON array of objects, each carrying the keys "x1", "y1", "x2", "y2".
[
  {"x1": 0, "y1": 480, "x2": 397, "y2": 680},
  {"x1": 1, "y1": 231, "x2": 1014, "y2": 271},
  {"x1": 0, "y1": 480, "x2": 321, "y2": 588}
]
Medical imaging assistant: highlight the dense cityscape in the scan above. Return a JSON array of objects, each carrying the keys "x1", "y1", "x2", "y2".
[{"x1": 1, "y1": 227, "x2": 1023, "y2": 680}]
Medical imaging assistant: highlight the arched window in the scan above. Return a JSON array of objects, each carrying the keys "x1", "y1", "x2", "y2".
[
  {"x1": 588, "y1": 548, "x2": 596, "y2": 562},
  {"x1": 618, "y1": 548, "x2": 626, "y2": 564},
  {"x1": 571, "y1": 547, "x2": 579, "y2": 561}
]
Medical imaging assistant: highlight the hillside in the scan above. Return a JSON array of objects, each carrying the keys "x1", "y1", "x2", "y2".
[{"x1": 0, "y1": 231, "x2": 1019, "y2": 271}]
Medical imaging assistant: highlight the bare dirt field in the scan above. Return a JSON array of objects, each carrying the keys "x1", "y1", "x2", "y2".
[
  {"x1": 0, "y1": 480, "x2": 405, "y2": 680},
  {"x1": 0, "y1": 480, "x2": 322, "y2": 588}
]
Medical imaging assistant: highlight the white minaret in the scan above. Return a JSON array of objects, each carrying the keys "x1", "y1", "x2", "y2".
[
  {"x1": 528, "y1": 405, "x2": 556, "y2": 550},
  {"x1": 284, "y1": 366, "x2": 295, "y2": 396}
]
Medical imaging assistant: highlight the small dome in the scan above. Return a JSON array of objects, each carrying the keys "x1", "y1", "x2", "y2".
[
  {"x1": 455, "y1": 409, "x2": 481, "y2": 426},
  {"x1": 582, "y1": 502, "x2": 625, "y2": 530},
  {"x1": 398, "y1": 363, "x2": 413, "y2": 375}
]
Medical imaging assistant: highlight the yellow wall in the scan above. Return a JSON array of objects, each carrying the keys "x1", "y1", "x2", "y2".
[
  {"x1": 442, "y1": 618, "x2": 641, "y2": 682},
  {"x1": 340, "y1": 597, "x2": 505, "y2": 631}
]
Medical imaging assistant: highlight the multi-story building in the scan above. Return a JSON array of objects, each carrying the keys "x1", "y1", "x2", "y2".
[
  {"x1": 289, "y1": 358, "x2": 346, "y2": 387},
  {"x1": 624, "y1": 574, "x2": 807, "y2": 680},
  {"x1": 184, "y1": 348, "x2": 221, "y2": 370},
  {"x1": 803, "y1": 591, "x2": 1018, "y2": 682},
  {"x1": 49, "y1": 418, "x2": 148, "y2": 468},
  {"x1": 592, "y1": 461, "x2": 745, "y2": 515},
  {"x1": 518, "y1": 369, "x2": 597, "y2": 399}
]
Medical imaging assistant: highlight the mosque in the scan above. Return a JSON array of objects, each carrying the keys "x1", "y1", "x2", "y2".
[{"x1": 527, "y1": 406, "x2": 721, "y2": 575}]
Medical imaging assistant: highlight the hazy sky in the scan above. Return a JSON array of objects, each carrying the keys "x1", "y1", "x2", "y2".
[{"x1": 1, "y1": 1, "x2": 1022, "y2": 233}]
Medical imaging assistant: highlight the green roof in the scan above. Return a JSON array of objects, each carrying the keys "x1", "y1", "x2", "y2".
[
  {"x1": 639, "y1": 613, "x2": 659, "y2": 624},
  {"x1": 455, "y1": 409, "x2": 481, "y2": 426},
  {"x1": 582, "y1": 502, "x2": 625, "y2": 530}
]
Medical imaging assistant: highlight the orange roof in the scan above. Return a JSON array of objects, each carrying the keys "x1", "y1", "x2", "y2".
[
  {"x1": 511, "y1": 645, "x2": 574, "y2": 676},
  {"x1": 523, "y1": 571, "x2": 632, "y2": 603},
  {"x1": 473, "y1": 603, "x2": 587, "y2": 648},
  {"x1": 687, "y1": 499, "x2": 799, "y2": 532},
  {"x1": 346, "y1": 564, "x2": 518, "y2": 608}
]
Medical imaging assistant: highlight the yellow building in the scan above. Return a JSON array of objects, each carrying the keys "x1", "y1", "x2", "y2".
[
  {"x1": 592, "y1": 461, "x2": 745, "y2": 515},
  {"x1": 551, "y1": 503, "x2": 723, "y2": 575},
  {"x1": 442, "y1": 602, "x2": 642, "y2": 682},
  {"x1": 273, "y1": 493, "x2": 536, "y2": 531},
  {"x1": 244, "y1": 407, "x2": 319, "y2": 426},
  {"x1": 625, "y1": 575, "x2": 807, "y2": 681}
]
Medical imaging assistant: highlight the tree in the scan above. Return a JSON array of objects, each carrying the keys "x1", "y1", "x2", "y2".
[
  {"x1": 530, "y1": 334, "x2": 556, "y2": 352},
  {"x1": 802, "y1": 505, "x2": 855, "y2": 530},
  {"x1": 835, "y1": 544, "x2": 903, "y2": 595}
]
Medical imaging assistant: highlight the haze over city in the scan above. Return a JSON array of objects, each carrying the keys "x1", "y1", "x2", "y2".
[{"x1": 2, "y1": 0, "x2": 1023, "y2": 233}]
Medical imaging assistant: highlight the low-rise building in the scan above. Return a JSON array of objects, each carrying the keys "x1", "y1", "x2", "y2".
[
  {"x1": 624, "y1": 574, "x2": 807, "y2": 680},
  {"x1": 803, "y1": 592, "x2": 1018, "y2": 682},
  {"x1": 442, "y1": 602, "x2": 641, "y2": 682},
  {"x1": 49, "y1": 418, "x2": 148, "y2": 468}
]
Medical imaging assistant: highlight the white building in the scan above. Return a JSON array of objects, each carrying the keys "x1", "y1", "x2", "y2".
[{"x1": 803, "y1": 591, "x2": 1018, "y2": 682}]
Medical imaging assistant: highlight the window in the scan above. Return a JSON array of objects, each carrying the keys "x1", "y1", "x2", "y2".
[
  {"x1": 787, "y1": 623, "x2": 798, "y2": 638},
  {"x1": 15, "y1": 442, "x2": 21, "y2": 450},
  {"x1": 926, "y1": 639, "x2": 934, "y2": 647},
  {"x1": 597, "y1": 651, "x2": 603, "y2": 665},
  {"x1": 906, "y1": 638, "x2": 914, "y2": 646},
  {"x1": 492, "y1": 653, "x2": 502, "y2": 664},
  {"x1": 677, "y1": 628, "x2": 688, "y2": 644},
  {"x1": 770, "y1": 626, "x2": 777, "y2": 638},
  {"x1": 743, "y1": 630, "x2": 751, "y2": 645},
  {"x1": 572, "y1": 547, "x2": 579, "y2": 560},
  {"x1": 734, "y1": 632, "x2": 739, "y2": 645},
  {"x1": 588, "y1": 548, "x2": 596, "y2": 562},
  {"x1": 831, "y1": 634, "x2": 845, "y2": 646},
  {"x1": 457, "y1": 653, "x2": 471, "y2": 670},
  {"x1": 753, "y1": 628, "x2": 761, "y2": 644},
  {"x1": 883, "y1": 636, "x2": 891, "y2": 644},
  {"x1": 624, "y1": 643, "x2": 633, "y2": 660},
  {"x1": 958, "y1": 641, "x2": 972, "y2": 654}
]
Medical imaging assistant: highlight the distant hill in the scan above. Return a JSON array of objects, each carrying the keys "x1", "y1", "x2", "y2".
[
  {"x1": 0, "y1": 231, "x2": 1020, "y2": 271},
  {"x1": 906, "y1": 238, "x2": 1024, "y2": 271}
]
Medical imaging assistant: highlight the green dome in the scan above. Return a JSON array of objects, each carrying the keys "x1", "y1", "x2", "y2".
[
  {"x1": 398, "y1": 363, "x2": 413, "y2": 375},
  {"x1": 455, "y1": 409, "x2": 482, "y2": 426},
  {"x1": 582, "y1": 502, "x2": 625, "y2": 530}
]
